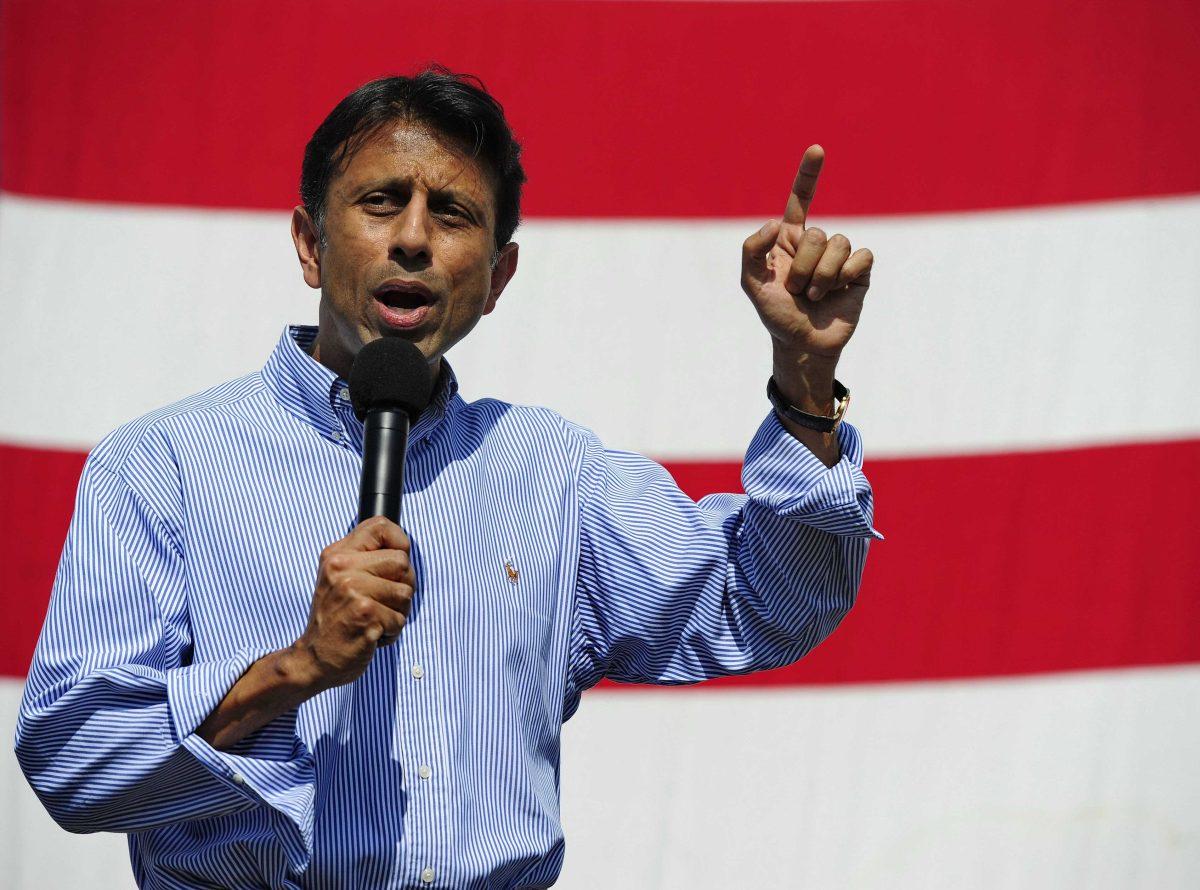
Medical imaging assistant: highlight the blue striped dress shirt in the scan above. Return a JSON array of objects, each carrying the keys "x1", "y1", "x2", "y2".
[{"x1": 16, "y1": 326, "x2": 880, "y2": 889}]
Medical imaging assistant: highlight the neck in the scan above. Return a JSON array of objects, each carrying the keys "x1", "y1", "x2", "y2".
[{"x1": 308, "y1": 330, "x2": 442, "y2": 384}]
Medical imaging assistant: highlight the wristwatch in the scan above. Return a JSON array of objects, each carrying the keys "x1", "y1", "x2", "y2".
[{"x1": 767, "y1": 376, "x2": 850, "y2": 433}]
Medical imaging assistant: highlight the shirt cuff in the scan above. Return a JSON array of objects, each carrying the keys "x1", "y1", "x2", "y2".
[
  {"x1": 742, "y1": 412, "x2": 884, "y2": 540},
  {"x1": 166, "y1": 651, "x2": 316, "y2": 873}
]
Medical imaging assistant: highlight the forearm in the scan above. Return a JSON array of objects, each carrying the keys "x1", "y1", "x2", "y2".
[
  {"x1": 197, "y1": 644, "x2": 321, "y2": 750},
  {"x1": 582, "y1": 496, "x2": 869, "y2": 686},
  {"x1": 572, "y1": 416, "x2": 879, "y2": 688},
  {"x1": 16, "y1": 662, "x2": 258, "y2": 832},
  {"x1": 771, "y1": 343, "x2": 842, "y2": 467},
  {"x1": 660, "y1": 424, "x2": 877, "y2": 678}
]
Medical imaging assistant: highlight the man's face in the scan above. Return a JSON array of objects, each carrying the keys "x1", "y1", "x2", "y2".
[{"x1": 293, "y1": 118, "x2": 518, "y2": 379}]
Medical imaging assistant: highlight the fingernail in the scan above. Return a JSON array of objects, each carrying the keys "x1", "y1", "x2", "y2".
[{"x1": 807, "y1": 286, "x2": 821, "y2": 301}]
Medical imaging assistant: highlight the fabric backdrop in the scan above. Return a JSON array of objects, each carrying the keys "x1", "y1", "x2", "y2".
[{"x1": 2, "y1": 1, "x2": 1198, "y2": 887}]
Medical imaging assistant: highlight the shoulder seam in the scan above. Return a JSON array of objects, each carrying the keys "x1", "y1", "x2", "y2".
[
  {"x1": 83, "y1": 460, "x2": 184, "y2": 560},
  {"x1": 92, "y1": 373, "x2": 268, "y2": 475}
]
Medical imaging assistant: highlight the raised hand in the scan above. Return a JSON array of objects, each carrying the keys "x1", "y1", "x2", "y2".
[{"x1": 741, "y1": 145, "x2": 873, "y2": 360}]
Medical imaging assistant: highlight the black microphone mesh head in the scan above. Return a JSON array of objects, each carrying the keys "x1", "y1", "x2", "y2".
[{"x1": 349, "y1": 338, "x2": 435, "y2": 421}]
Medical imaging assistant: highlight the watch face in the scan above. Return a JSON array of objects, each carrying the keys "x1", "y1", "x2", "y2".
[{"x1": 833, "y1": 389, "x2": 851, "y2": 422}]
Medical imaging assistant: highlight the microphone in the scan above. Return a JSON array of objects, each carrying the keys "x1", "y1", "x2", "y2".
[{"x1": 349, "y1": 338, "x2": 434, "y2": 524}]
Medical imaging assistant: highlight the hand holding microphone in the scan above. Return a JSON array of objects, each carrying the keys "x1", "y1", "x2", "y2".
[
  {"x1": 197, "y1": 339, "x2": 434, "y2": 746},
  {"x1": 294, "y1": 338, "x2": 434, "y2": 691}
]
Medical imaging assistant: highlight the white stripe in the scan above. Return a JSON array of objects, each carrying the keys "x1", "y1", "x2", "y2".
[
  {"x1": 2, "y1": 193, "x2": 1198, "y2": 456},
  {"x1": 6, "y1": 666, "x2": 1198, "y2": 889},
  {"x1": 560, "y1": 666, "x2": 1200, "y2": 889}
]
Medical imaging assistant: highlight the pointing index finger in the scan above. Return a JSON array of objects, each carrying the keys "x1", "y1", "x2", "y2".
[{"x1": 783, "y1": 144, "x2": 825, "y2": 228}]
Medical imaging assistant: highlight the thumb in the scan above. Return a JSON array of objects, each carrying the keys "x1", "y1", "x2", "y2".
[
  {"x1": 742, "y1": 219, "x2": 781, "y2": 268},
  {"x1": 741, "y1": 219, "x2": 782, "y2": 296}
]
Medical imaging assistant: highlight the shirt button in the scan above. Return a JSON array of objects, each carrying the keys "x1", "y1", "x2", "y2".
[
  {"x1": 231, "y1": 772, "x2": 246, "y2": 786},
  {"x1": 418, "y1": 764, "x2": 432, "y2": 780},
  {"x1": 421, "y1": 867, "x2": 435, "y2": 883},
  {"x1": 339, "y1": 387, "x2": 350, "y2": 401},
  {"x1": 411, "y1": 664, "x2": 424, "y2": 679},
  {"x1": 331, "y1": 430, "x2": 343, "y2": 443}
]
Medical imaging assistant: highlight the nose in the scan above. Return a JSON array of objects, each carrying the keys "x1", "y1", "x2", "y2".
[{"x1": 391, "y1": 195, "x2": 432, "y2": 268}]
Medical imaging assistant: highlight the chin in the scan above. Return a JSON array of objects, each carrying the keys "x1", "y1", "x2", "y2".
[{"x1": 383, "y1": 329, "x2": 439, "y2": 361}]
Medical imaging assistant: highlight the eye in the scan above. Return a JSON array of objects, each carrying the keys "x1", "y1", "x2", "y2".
[
  {"x1": 363, "y1": 193, "x2": 399, "y2": 212},
  {"x1": 435, "y1": 204, "x2": 475, "y2": 227}
]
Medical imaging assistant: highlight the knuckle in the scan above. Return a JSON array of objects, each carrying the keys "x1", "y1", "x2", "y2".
[
  {"x1": 829, "y1": 233, "x2": 850, "y2": 248},
  {"x1": 351, "y1": 600, "x2": 376, "y2": 624},
  {"x1": 804, "y1": 227, "x2": 826, "y2": 243},
  {"x1": 323, "y1": 552, "x2": 351, "y2": 574},
  {"x1": 789, "y1": 257, "x2": 813, "y2": 278},
  {"x1": 365, "y1": 515, "x2": 394, "y2": 537}
]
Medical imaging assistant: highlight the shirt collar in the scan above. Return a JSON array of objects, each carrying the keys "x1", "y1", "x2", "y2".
[{"x1": 261, "y1": 325, "x2": 459, "y2": 447}]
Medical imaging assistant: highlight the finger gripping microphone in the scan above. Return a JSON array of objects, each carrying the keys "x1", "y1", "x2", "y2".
[{"x1": 349, "y1": 338, "x2": 434, "y2": 524}]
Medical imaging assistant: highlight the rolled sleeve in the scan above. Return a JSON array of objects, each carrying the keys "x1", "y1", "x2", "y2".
[
  {"x1": 742, "y1": 414, "x2": 884, "y2": 539},
  {"x1": 15, "y1": 455, "x2": 317, "y2": 872},
  {"x1": 568, "y1": 410, "x2": 880, "y2": 691},
  {"x1": 167, "y1": 653, "x2": 316, "y2": 872}
]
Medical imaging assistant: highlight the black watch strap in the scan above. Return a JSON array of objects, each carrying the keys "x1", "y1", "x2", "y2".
[{"x1": 767, "y1": 376, "x2": 850, "y2": 433}]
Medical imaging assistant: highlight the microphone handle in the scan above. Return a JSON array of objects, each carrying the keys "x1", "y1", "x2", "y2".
[{"x1": 358, "y1": 409, "x2": 411, "y2": 524}]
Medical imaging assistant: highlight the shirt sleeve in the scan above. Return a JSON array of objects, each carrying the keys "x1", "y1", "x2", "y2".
[
  {"x1": 14, "y1": 456, "x2": 317, "y2": 873},
  {"x1": 569, "y1": 411, "x2": 882, "y2": 690}
]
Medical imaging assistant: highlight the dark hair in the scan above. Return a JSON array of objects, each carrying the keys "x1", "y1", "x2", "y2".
[{"x1": 300, "y1": 66, "x2": 526, "y2": 252}]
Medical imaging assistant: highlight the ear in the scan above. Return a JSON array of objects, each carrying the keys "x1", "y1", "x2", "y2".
[
  {"x1": 483, "y1": 242, "x2": 519, "y2": 315},
  {"x1": 291, "y1": 206, "x2": 322, "y2": 289}
]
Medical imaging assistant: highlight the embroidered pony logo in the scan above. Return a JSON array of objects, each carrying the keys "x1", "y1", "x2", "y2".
[{"x1": 504, "y1": 561, "x2": 520, "y2": 584}]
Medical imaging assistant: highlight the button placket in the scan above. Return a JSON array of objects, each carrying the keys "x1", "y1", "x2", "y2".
[
  {"x1": 411, "y1": 662, "x2": 433, "y2": 781},
  {"x1": 401, "y1": 644, "x2": 437, "y2": 881}
]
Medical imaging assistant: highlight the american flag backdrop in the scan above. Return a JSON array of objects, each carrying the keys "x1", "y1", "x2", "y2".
[{"x1": 2, "y1": 1, "x2": 1199, "y2": 887}]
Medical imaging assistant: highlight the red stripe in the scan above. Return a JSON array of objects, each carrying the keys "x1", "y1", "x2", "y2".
[
  {"x1": 1, "y1": 444, "x2": 86, "y2": 679},
  {"x1": 3, "y1": 438, "x2": 1198, "y2": 682},
  {"x1": 4, "y1": 0, "x2": 1199, "y2": 217},
  {"x1": 665, "y1": 438, "x2": 1200, "y2": 687}
]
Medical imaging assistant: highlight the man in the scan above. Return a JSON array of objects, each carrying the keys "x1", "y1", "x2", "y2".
[{"x1": 16, "y1": 68, "x2": 879, "y2": 888}]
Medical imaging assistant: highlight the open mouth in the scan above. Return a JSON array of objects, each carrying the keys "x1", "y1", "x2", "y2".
[
  {"x1": 375, "y1": 280, "x2": 435, "y2": 309},
  {"x1": 374, "y1": 281, "x2": 436, "y2": 329}
]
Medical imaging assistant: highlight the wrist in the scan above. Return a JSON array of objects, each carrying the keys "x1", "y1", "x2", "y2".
[
  {"x1": 277, "y1": 642, "x2": 329, "y2": 700},
  {"x1": 197, "y1": 645, "x2": 323, "y2": 750},
  {"x1": 771, "y1": 345, "x2": 840, "y2": 415}
]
